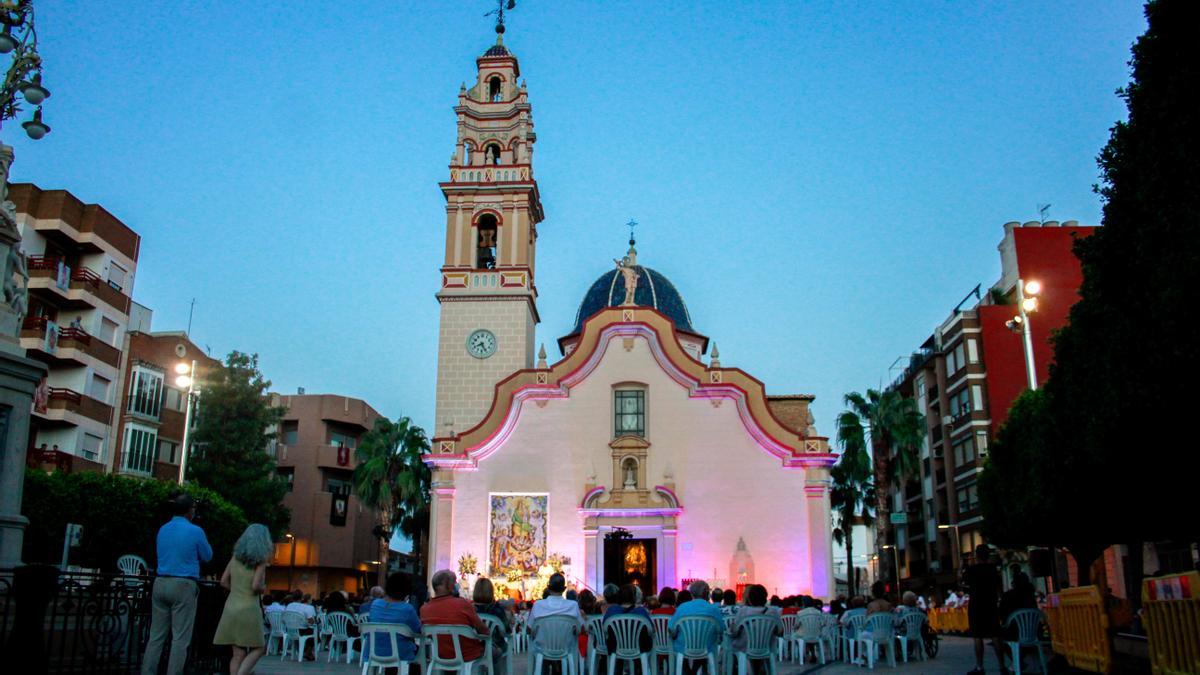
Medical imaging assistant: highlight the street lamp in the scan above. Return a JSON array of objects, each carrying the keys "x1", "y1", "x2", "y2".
[
  {"x1": 881, "y1": 544, "x2": 901, "y2": 586},
  {"x1": 285, "y1": 533, "x2": 296, "y2": 589},
  {"x1": 2, "y1": 1, "x2": 52, "y2": 139},
  {"x1": 1004, "y1": 278, "x2": 1042, "y2": 390},
  {"x1": 938, "y1": 523, "x2": 962, "y2": 571},
  {"x1": 174, "y1": 360, "x2": 198, "y2": 485}
]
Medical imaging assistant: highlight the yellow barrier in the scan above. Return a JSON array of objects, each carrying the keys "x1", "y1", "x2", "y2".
[
  {"x1": 929, "y1": 606, "x2": 970, "y2": 634},
  {"x1": 1142, "y1": 571, "x2": 1200, "y2": 675},
  {"x1": 1045, "y1": 585, "x2": 1112, "y2": 673}
]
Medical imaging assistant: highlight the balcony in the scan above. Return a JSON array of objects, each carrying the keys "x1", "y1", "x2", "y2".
[
  {"x1": 9, "y1": 183, "x2": 141, "y2": 261},
  {"x1": 34, "y1": 387, "x2": 114, "y2": 427},
  {"x1": 20, "y1": 316, "x2": 121, "y2": 369},
  {"x1": 26, "y1": 256, "x2": 132, "y2": 315}
]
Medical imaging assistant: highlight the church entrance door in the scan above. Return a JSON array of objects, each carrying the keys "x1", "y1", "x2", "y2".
[{"x1": 603, "y1": 537, "x2": 656, "y2": 594}]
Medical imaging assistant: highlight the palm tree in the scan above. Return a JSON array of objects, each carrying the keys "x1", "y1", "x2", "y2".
[
  {"x1": 839, "y1": 389, "x2": 925, "y2": 582},
  {"x1": 831, "y1": 418, "x2": 874, "y2": 595},
  {"x1": 353, "y1": 416, "x2": 431, "y2": 586}
]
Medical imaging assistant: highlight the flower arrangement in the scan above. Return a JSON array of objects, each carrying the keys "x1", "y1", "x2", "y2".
[
  {"x1": 546, "y1": 552, "x2": 572, "y2": 573},
  {"x1": 458, "y1": 553, "x2": 478, "y2": 577},
  {"x1": 505, "y1": 568, "x2": 523, "y2": 583}
]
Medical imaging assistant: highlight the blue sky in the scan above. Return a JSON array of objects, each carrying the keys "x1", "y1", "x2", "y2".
[{"x1": 8, "y1": 1, "x2": 1147, "y2": 438}]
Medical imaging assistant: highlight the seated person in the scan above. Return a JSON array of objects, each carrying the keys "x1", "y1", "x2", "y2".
[
  {"x1": 730, "y1": 585, "x2": 775, "y2": 653},
  {"x1": 420, "y1": 570, "x2": 488, "y2": 664},
  {"x1": 368, "y1": 572, "x2": 422, "y2": 663},
  {"x1": 669, "y1": 580, "x2": 724, "y2": 659}
]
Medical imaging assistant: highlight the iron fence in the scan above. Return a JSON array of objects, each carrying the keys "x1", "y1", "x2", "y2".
[{"x1": 0, "y1": 565, "x2": 227, "y2": 674}]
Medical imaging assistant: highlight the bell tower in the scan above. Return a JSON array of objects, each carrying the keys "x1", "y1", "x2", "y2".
[{"x1": 433, "y1": 27, "x2": 544, "y2": 438}]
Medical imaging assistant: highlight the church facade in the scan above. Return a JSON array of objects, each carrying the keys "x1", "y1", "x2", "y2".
[{"x1": 423, "y1": 33, "x2": 838, "y2": 599}]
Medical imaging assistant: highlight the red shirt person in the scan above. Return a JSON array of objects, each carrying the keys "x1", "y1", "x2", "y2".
[{"x1": 420, "y1": 570, "x2": 489, "y2": 662}]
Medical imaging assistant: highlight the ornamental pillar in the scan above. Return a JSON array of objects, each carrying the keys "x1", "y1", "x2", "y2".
[
  {"x1": 428, "y1": 471, "x2": 456, "y2": 585},
  {"x1": 805, "y1": 469, "x2": 834, "y2": 600}
]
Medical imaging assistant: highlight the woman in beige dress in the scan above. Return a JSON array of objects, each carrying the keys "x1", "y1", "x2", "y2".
[{"x1": 213, "y1": 524, "x2": 271, "y2": 675}]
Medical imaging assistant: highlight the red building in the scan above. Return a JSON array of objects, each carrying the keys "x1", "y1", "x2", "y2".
[{"x1": 886, "y1": 220, "x2": 1096, "y2": 591}]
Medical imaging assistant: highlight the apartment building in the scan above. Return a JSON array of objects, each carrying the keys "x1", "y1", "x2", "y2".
[
  {"x1": 111, "y1": 309, "x2": 221, "y2": 481},
  {"x1": 12, "y1": 183, "x2": 140, "y2": 472},
  {"x1": 268, "y1": 392, "x2": 385, "y2": 597},
  {"x1": 886, "y1": 219, "x2": 1095, "y2": 591}
]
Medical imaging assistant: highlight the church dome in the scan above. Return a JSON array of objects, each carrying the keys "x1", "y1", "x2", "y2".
[{"x1": 573, "y1": 265, "x2": 696, "y2": 334}]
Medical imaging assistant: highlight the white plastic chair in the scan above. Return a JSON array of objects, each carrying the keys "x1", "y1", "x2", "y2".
[
  {"x1": 480, "y1": 613, "x2": 513, "y2": 675},
  {"x1": 604, "y1": 614, "x2": 652, "y2": 675},
  {"x1": 529, "y1": 615, "x2": 579, "y2": 675},
  {"x1": 820, "y1": 614, "x2": 840, "y2": 661},
  {"x1": 856, "y1": 613, "x2": 897, "y2": 669},
  {"x1": 840, "y1": 613, "x2": 868, "y2": 664},
  {"x1": 895, "y1": 611, "x2": 926, "y2": 663},
  {"x1": 324, "y1": 611, "x2": 362, "y2": 663},
  {"x1": 116, "y1": 554, "x2": 147, "y2": 576},
  {"x1": 265, "y1": 612, "x2": 286, "y2": 655},
  {"x1": 116, "y1": 554, "x2": 147, "y2": 587},
  {"x1": 513, "y1": 611, "x2": 530, "y2": 653},
  {"x1": 360, "y1": 622, "x2": 423, "y2": 675},
  {"x1": 280, "y1": 610, "x2": 318, "y2": 662},
  {"x1": 1004, "y1": 609, "x2": 1048, "y2": 675},
  {"x1": 427, "y1": 624, "x2": 492, "y2": 675},
  {"x1": 796, "y1": 612, "x2": 827, "y2": 664},
  {"x1": 729, "y1": 614, "x2": 781, "y2": 675},
  {"x1": 585, "y1": 615, "x2": 609, "y2": 675},
  {"x1": 651, "y1": 615, "x2": 673, "y2": 675},
  {"x1": 777, "y1": 614, "x2": 798, "y2": 661},
  {"x1": 670, "y1": 615, "x2": 721, "y2": 675}
]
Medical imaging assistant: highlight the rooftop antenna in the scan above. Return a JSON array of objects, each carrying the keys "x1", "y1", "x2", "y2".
[
  {"x1": 1037, "y1": 203, "x2": 1051, "y2": 224},
  {"x1": 485, "y1": 0, "x2": 518, "y2": 36},
  {"x1": 186, "y1": 298, "x2": 196, "y2": 336}
]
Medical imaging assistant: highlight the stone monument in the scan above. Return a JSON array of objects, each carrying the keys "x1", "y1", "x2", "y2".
[{"x1": 0, "y1": 142, "x2": 48, "y2": 568}]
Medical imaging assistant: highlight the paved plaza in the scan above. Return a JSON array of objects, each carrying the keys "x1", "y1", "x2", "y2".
[{"x1": 256, "y1": 636, "x2": 1013, "y2": 675}]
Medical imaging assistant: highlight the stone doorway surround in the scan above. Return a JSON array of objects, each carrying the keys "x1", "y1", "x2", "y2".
[{"x1": 579, "y1": 481, "x2": 681, "y2": 592}]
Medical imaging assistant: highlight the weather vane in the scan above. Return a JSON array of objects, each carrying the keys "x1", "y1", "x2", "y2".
[
  {"x1": 485, "y1": 0, "x2": 518, "y2": 34},
  {"x1": 626, "y1": 218, "x2": 638, "y2": 246}
]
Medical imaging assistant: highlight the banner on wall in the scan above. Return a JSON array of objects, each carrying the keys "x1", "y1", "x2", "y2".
[
  {"x1": 488, "y1": 493, "x2": 548, "y2": 576},
  {"x1": 330, "y1": 492, "x2": 348, "y2": 527}
]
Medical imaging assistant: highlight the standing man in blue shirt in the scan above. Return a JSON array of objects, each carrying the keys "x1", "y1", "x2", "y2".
[{"x1": 141, "y1": 494, "x2": 213, "y2": 675}]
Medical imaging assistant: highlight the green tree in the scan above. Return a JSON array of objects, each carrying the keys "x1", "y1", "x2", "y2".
[
  {"x1": 21, "y1": 469, "x2": 247, "y2": 573},
  {"x1": 840, "y1": 389, "x2": 925, "y2": 580},
  {"x1": 832, "y1": 411, "x2": 875, "y2": 595},
  {"x1": 1040, "y1": 0, "x2": 1200, "y2": 583},
  {"x1": 352, "y1": 416, "x2": 431, "y2": 586},
  {"x1": 188, "y1": 351, "x2": 289, "y2": 535}
]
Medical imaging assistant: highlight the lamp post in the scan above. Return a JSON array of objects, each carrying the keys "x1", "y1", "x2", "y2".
[
  {"x1": 1005, "y1": 279, "x2": 1042, "y2": 390},
  {"x1": 1, "y1": 1, "x2": 51, "y2": 139},
  {"x1": 881, "y1": 544, "x2": 901, "y2": 588},
  {"x1": 285, "y1": 532, "x2": 296, "y2": 589},
  {"x1": 938, "y1": 522, "x2": 962, "y2": 572},
  {"x1": 174, "y1": 361, "x2": 197, "y2": 485}
]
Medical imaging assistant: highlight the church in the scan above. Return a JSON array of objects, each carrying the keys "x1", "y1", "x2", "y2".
[{"x1": 422, "y1": 27, "x2": 838, "y2": 600}]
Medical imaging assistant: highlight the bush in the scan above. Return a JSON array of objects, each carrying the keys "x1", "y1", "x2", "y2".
[{"x1": 20, "y1": 469, "x2": 248, "y2": 576}]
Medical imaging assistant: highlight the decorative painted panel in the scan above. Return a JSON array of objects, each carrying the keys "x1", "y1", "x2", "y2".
[{"x1": 488, "y1": 493, "x2": 548, "y2": 576}]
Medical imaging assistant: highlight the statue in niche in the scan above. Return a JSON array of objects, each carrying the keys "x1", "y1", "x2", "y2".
[{"x1": 622, "y1": 458, "x2": 637, "y2": 490}]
